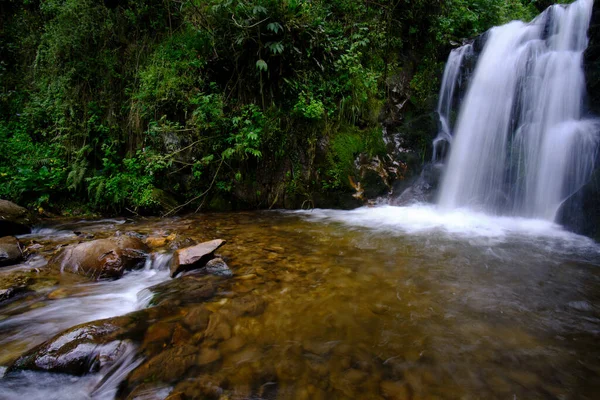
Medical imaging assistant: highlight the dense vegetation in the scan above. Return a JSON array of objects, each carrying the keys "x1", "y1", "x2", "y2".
[{"x1": 0, "y1": 0, "x2": 547, "y2": 214}]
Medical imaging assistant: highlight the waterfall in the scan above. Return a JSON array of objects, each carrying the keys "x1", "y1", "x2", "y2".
[
  {"x1": 433, "y1": 44, "x2": 473, "y2": 162},
  {"x1": 436, "y1": 0, "x2": 598, "y2": 221}
]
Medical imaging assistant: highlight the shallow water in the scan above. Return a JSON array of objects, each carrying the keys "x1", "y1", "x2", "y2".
[{"x1": 1, "y1": 206, "x2": 599, "y2": 399}]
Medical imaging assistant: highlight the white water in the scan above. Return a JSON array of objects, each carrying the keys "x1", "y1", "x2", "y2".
[
  {"x1": 433, "y1": 44, "x2": 473, "y2": 162},
  {"x1": 0, "y1": 254, "x2": 171, "y2": 353},
  {"x1": 437, "y1": 0, "x2": 598, "y2": 220},
  {"x1": 296, "y1": 205, "x2": 599, "y2": 247},
  {"x1": 0, "y1": 253, "x2": 172, "y2": 400}
]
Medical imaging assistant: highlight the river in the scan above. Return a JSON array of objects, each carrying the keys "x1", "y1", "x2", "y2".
[{"x1": 0, "y1": 206, "x2": 599, "y2": 399}]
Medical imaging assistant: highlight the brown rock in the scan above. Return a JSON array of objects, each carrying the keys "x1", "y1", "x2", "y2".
[
  {"x1": 171, "y1": 324, "x2": 192, "y2": 346},
  {"x1": 380, "y1": 380, "x2": 410, "y2": 399},
  {"x1": 196, "y1": 348, "x2": 221, "y2": 365},
  {"x1": 170, "y1": 239, "x2": 225, "y2": 278},
  {"x1": 204, "y1": 313, "x2": 232, "y2": 341},
  {"x1": 142, "y1": 322, "x2": 175, "y2": 354},
  {"x1": 0, "y1": 200, "x2": 36, "y2": 236},
  {"x1": 0, "y1": 236, "x2": 23, "y2": 266},
  {"x1": 149, "y1": 275, "x2": 217, "y2": 306},
  {"x1": 145, "y1": 236, "x2": 168, "y2": 248},
  {"x1": 49, "y1": 236, "x2": 149, "y2": 280},
  {"x1": 219, "y1": 336, "x2": 246, "y2": 354},
  {"x1": 183, "y1": 306, "x2": 211, "y2": 332},
  {"x1": 128, "y1": 344, "x2": 198, "y2": 384}
]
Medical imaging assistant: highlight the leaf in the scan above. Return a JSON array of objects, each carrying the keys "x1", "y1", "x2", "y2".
[
  {"x1": 253, "y1": 5, "x2": 267, "y2": 15},
  {"x1": 267, "y1": 41, "x2": 284, "y2": 55},
  {"x1": 266, "y1": 22, "x2": 283, "y2": 34},
  {"x1": 256, "y1": 59, "x2": 268, "y2": 72}
]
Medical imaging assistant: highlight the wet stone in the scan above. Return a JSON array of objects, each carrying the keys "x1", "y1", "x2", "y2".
[
  {"x1": 196, "y1": 347, "x2": 221, "y2": 366},
  {"x1": 0, "y1": 286, "x2": 28, "y2": 304},
  {"x1": 8, "y1": 319, "x2": 132, "y2": 375},
  {"x1": 125, "y1": 384, "x2": 174, "y2": 400},
  {"x1": 173, "y1": 375, "x2": 225, "y2": 399},
  {"x1": 0, "y1": 199, "x2": 36, "y2": 236},
  {"x1": 219, "y1": 336, "x2": 246, "y2": 354},
  {"x1": 142, "y1": 322, "x2": 175, "y2": 354},
  {"x1": 204, "y1": 313, "x2": 232, "y2": 341},
  {"x1": 0, "y1": 236, "x2": 24, "y2": 267},
  {"x1": 149, "y1": 275, "x2": 218, "y2": 306},
  {"x1": 48, "y1": 236, "x2": 149, "y2": 280},
  {"x1": 171, "y1": 324, "x2": 192, "y2": 346},
  {"x1": 170, "y1": 239, "x2": 226, "y2": 278},
  {"x1": 229, "y1": 295, "x2": 266, "y2": 317},
  {"x1": 183, "y1": 306, "x2": 211, "y2": 332},
  {"x1": 204, "y1": 257, "x2": 233, "y2": 277},
  {"x1": 127, "y1": 344, "x2": 199, "y2": 385},
  {"x1": 380, "y1": 380, "x2": 410, "y2": 399}
]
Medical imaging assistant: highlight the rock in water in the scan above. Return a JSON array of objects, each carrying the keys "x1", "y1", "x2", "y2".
[
  {"x1": 0, "y1": 236, "x2": 23, "y2": 267},
  {"x1": 0, "y1": 200, "x2": 36, "y2": 236},
  {"x1": 8, "y1": 319, "x2": 133, "y2": 376},
  {"x1": 49, "y1": 236, "x2": 149, "y2": 280},
  {"x1": 203, "y1": 257, "x2": 232, "y2": 277},
  {"x1": 180, "y1": 257, "x2": 232, "y2": 278},
  {"x1": 170, "y1": 239, "x2": 225, "y2": 278}
]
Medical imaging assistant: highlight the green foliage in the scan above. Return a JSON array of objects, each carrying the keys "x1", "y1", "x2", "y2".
[
  {"x1": 223, "y1": 105, "x2": 265, "y2": 160},
  {"x1": 436, "y1": 0, "x2": 538, "y2": 44},
  {"x1": 0, "y1": 0, "x2": 550, "y2": 212},
  {"x1": 0, "y1": 123, "x2": 67, "y2": 208}
]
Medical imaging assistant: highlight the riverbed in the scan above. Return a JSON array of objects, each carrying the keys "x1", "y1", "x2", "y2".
[{"x1": 1, "y1": 205, "x2": 599, "y2": 399}]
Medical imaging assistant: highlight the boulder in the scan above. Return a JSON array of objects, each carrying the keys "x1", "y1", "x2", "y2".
[
  {"x1": 558, "y1": 167, "x2": 600, "y2": 240},
  {"x1": 391, "y1": 163, "x2": 443, "y2": 205},
  {"x1": 0, "y1": 236, "x2": 23, "y2": 267},
  {"x1": 0, "y1": 200, "x2": 36, "y2": 236},
  {"x1": 0, "y1": 286, "x2": 28, "y2": 304},
  {"x1": 8, "y1": 318, "x2": 134, "y2": 376},
  {"x1": 49, "y1": 236, "x2": 149, "y2": 280},
  {"x1": 170, "y1": 239, "x2": 225, "y2": 278},
  {"x1": 6, "y1": 307, "x2": 174, "y2": 376}
]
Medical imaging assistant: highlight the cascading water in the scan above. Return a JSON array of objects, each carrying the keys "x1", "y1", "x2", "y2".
[
  {"x1": 436, "y1": 0, "x2": 599, "y2": 221},
  {"x1": 432, "y1": 44, "x2": 473, "y2": 162}
]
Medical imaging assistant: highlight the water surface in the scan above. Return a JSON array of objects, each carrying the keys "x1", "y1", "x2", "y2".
[{"x1": 0, "y1": 206, "x2": 599, "y2": 399}]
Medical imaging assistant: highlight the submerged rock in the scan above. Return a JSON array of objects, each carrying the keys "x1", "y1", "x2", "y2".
[
  {"x1": 49, "y1": 236, "x2": 149, "y2": 280},
  {"x1": 0, "y1": 236, "x2": 24, "y2": 267},
  {"x1": 180, "y1": 257, "x2": 232, "y2": 278},
  {"x1": 0, "y1": 200, "x2": 37, "y2": 236},
  {"x1": 170, "y1": 239, "x2": 226, "y2": 278},
  {"x1": 149, "y1": 275, "x2": 218, "y2": 306}
]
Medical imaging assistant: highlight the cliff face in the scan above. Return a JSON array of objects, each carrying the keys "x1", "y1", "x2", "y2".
[
  {"x1": 558, "y1": 2, "x2": 600, "y2": 239},
  {"x1": 585, "y1": 1, "x2": 600, "y2": 115}
]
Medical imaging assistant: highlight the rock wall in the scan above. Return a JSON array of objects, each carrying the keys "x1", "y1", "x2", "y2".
[{"x1": 558, "y1": 1, "x2": 600, "y2": 240}]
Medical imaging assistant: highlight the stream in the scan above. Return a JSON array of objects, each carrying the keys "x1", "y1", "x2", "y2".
[{"x1": 0, "y1": 206, "x2": 599, "y2": 399}]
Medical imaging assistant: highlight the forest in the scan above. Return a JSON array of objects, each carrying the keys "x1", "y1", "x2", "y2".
[{"x1": 0, "y1": 0, "x2": 556, "y2": 214}]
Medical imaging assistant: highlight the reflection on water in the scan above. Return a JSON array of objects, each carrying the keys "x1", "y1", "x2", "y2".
[{"x1": 1, "y1": 205, "x2": 599, "y2": 399}]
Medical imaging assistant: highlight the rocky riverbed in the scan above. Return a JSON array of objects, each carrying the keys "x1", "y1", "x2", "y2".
[{"x1": 1, "y1": 205, "x2": 600, "y2": 399}]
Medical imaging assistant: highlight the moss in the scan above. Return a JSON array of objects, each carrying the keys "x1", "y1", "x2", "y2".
[{"x1": 323, "y1": 126, "x2": 386, "y2": 191}]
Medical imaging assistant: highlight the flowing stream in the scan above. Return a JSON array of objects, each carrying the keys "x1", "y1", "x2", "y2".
[{"x1": 0, "y1": 212, "x2": 599, "y2": 399}]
